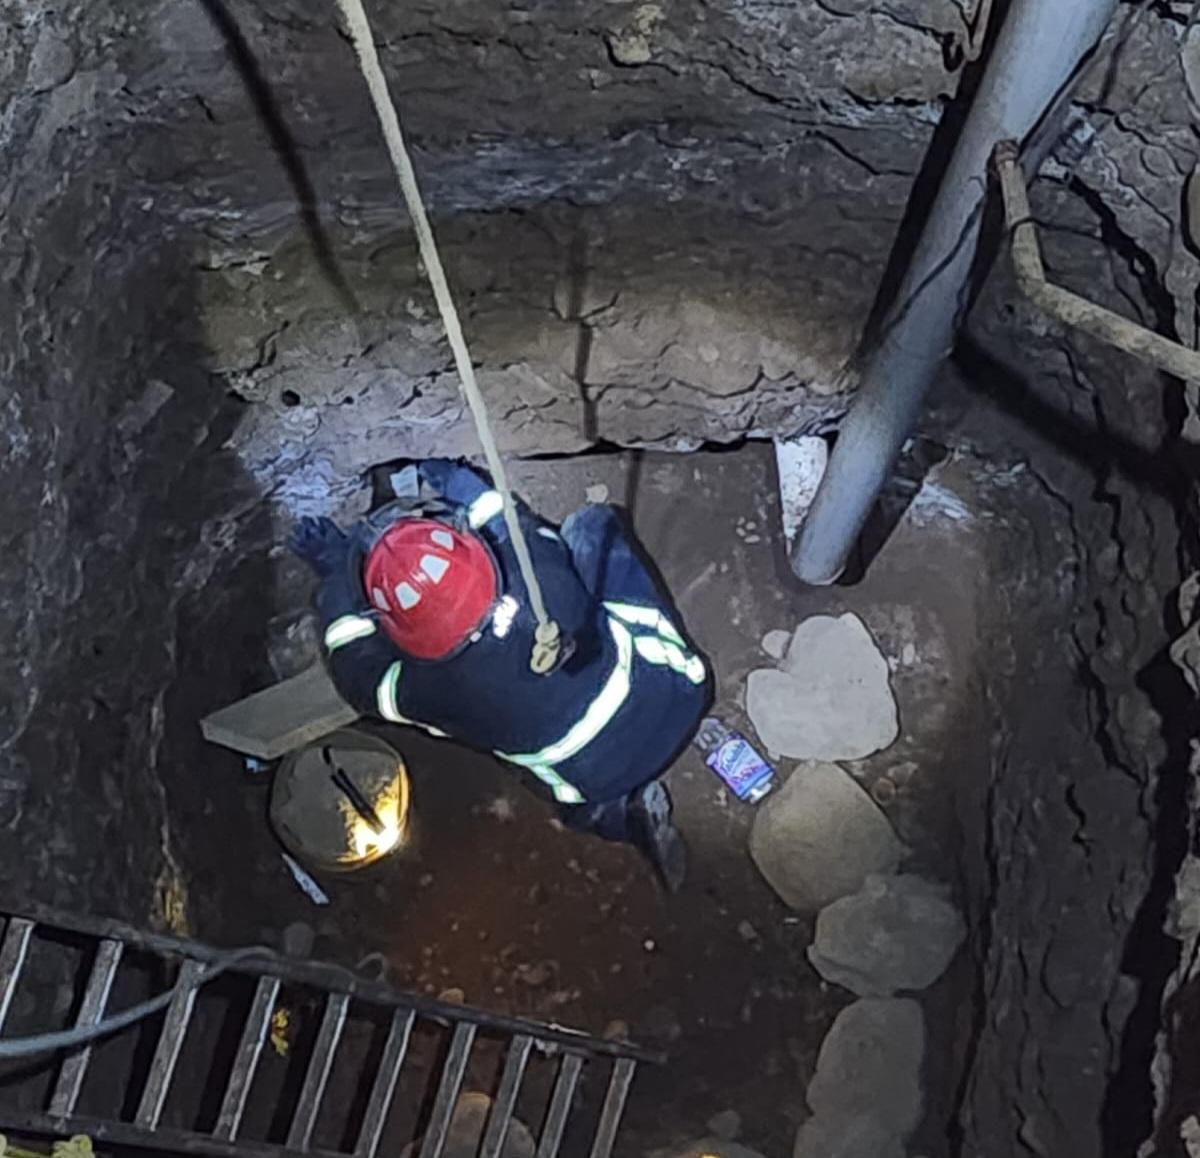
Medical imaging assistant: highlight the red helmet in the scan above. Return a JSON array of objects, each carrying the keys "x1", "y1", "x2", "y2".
[{"x1": 362, "y1": 517, "x2": 498, "y2": 660}]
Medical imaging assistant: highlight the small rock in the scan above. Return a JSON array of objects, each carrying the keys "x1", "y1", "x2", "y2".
[
  {"x1": 806, "y1": 997, "x2": 925, "y2": 1135},
  {"x1": 438, "y1": 987, "x2": 466, "y2": 1004},
  {"x1": 749, "y1": 763, "x2": 905, "y2": 912},
  {"x1": 1181, "y1": 1113, "x2": 1200, "y2": 1158},
  {"x1": 707, "y1": 1109, "x2": 742, "y2": 1140},
  {"x1": 514, "y1": 961, "x2": 553, "y2": 987},
  {"x1": 761, "y1": 629, "x2": 791, "y2": 660},
  {"x1": 737, "y1": 920, "x2": 759, "y2": 942},
  {"x1": 602, "y1": 1018, "x2": 630, "y2": 1041},
  {"x1": 419, "y1": 873, "x2": 434, "y2": 887},
  {"x1": 606, "y1": 29, "x2": 651, "y2": 64},
  {"x1": 27, "y1": 26, "x2": 76, "y2": 92},
  {"x1": 585, "y1": 483, "x2": 610, "y2": 504},
  {"x1": 281, "y1": 921, "x2": 315, "y2": 959},
  {"x1": 869, "y1": 777, "x2": 897, "y2": 807},
  {"x1": 747, "y1": 614, "x2": 898, "y2": 761},
  {"x1": 643, "y1": 938, "x2": 657, "y2": 952},
  {"x1": 808, "y1": 874, "x2": 965, "y2": 996}
]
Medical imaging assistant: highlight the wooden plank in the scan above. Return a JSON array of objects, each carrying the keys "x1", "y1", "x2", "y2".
[{"x1": 200, "y1": 665, "x2": 359, "y2": 759}]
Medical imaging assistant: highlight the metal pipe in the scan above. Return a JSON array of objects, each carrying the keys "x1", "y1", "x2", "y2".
[
  {"x1": 994, "y1": 139, "x2": 1200, "y2": 381},
  {"x1": 791, "y1": 0, "x2": 1119, "y2": 585}
]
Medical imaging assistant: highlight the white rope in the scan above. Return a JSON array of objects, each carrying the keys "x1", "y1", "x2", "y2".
[{"x1": 333, "y1": 0, "x2": 561, "y2": 673}]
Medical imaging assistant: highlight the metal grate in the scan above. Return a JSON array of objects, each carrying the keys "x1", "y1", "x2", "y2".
[{"x1": 0, "y1": 907, "x2": 656, "y2": 1158}]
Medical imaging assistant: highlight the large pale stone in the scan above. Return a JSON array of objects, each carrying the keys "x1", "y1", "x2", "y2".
[
  {"x1": 750, "y1": 763, "x2": 905, "y2": 912},
  {"x1": 808, "y1": 873, "x2": 966, "y2": 996},
  {"x1": 806, "y1": 998, "x2": 925, "y2": 1135},
  {"x1": 747, "y1": 614, "x2": 898, "y2": 761}
]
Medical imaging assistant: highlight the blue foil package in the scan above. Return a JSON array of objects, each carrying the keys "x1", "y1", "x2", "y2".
[{"x1": 704, "y1": 733, "x2": 774, "y2": 802}]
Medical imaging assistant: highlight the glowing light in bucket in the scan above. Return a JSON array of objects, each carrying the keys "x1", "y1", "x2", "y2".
[{"x1": 339, "y1": 768, "x2": 408, "y2": 865}]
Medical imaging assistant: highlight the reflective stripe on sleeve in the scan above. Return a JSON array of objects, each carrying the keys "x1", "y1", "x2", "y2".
[
  {"x1": 467, "y1": 490, "x2": 505, "y2": 529},
  {"x1": 324, "y1": 615, "x2": 377, "y2": 652},
  {"x1": 376, "y1": 661, "x2": 405, "y2": 722},
  {"x1": 375, "y1": 661, "x2": 451, "y2": 737}
]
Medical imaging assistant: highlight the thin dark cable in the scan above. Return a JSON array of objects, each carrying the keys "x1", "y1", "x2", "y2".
[{"x1": 0, "y1": 946, "x2": 271, "y2": 1060}]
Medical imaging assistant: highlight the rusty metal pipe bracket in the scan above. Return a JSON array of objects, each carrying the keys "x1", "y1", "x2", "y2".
[{"x1": 993, "y1": 139, "x2": 1200, "y2": 382}]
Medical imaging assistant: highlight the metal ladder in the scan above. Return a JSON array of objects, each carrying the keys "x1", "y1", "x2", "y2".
[{"x1": 0, "y1": 907, "x2": 657, "y2": 1158}]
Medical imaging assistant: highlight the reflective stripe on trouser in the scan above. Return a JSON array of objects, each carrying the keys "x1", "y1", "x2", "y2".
[
  {"x1": 603, "y1": 601, "x2": 705, "y2": 684},
  {"x1": 523, "y1": 763, "x2": 586, "y2": 806},
  {"x1": 324, "y1": 614, "x2": 377, "y2": 652},
  {"x1": 375, "y1": 661, "x2": 448, "y2": 738},
  {"x1": 497, "y1": 618, "x2": 634, "y2": 804},
  {"x1": 467, "y1": 490, "x2": 505, "y2": 529}
]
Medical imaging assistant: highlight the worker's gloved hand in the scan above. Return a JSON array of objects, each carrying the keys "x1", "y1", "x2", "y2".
[
  {"x1": 288, "y1": 516, "x2": 349, "y2": 578},
  {"x1": 418, "y1": 458, "x2": 489, "y2": 507}
]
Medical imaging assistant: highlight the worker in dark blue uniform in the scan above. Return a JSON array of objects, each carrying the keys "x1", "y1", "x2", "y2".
[{"x1": 288, "y1": 459, "x2": 711, "y2": 890}]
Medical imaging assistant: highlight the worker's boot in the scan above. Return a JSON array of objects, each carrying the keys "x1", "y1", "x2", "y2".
[{"x1": 628, "y1": 780, "x2": 687, "y2": 893}]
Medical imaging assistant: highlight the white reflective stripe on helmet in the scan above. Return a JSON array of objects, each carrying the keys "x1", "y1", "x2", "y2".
[
  {"x1": 497, "y1": 618, "x2": 633, "y2": 792},
  {"x1": 467, "y1": 490, "x2": 505, "y2": 529},
  {"x1": 603, "y1": 600, "x2": 686, "y2": 647},
  {"x1": 324, "y1": 615, "x2": 377, "y2": 652},
  {"x1": 632, "y1": 635, "x2": 707, "y2": 685},
  {"x1": 376, "y1": 662, "x2": 406, "y2": 722}
]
